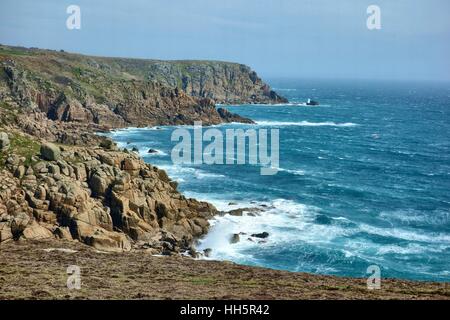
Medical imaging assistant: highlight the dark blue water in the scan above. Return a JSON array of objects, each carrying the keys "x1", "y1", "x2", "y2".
[{"x1": 108, "y1": 79, "x2": 450, "y2": 281}]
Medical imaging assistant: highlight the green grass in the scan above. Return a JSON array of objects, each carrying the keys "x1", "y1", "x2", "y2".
[
  {"x1": 72, "y1": 67, "x2": 83, "y2": 78},
  {"x1": 0, "y1": 132, "x2": 41, "y2": 168},
  {"x1": 186, "y1": 276, "x2": 217, "y2": 286},
  {"x1": 0, "y1": 102, "x2": 19, "y2": 126},
  {"x1": 0, "y1": 101, "x2": 15, "y2": 111},
  {"x1": 0, "y1": 47, "x2": 33, "y2": 57}
]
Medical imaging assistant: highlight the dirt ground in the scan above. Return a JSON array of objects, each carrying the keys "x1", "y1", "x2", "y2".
[{"x1": 0, "y1": 240, "x2": 448, "y2": 300}]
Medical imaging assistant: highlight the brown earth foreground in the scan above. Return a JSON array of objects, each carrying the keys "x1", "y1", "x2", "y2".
[{"x1": 0, "y1": 240, "x2": 448, "y2": 300}]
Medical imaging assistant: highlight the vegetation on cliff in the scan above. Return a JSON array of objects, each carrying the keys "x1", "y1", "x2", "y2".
[
  {"x1": 0, "y1": 44, "x2": 448, "y2": 298},
  {"x1": 0, "y1": 44, "x2": 286, "y2": 129},
  {"x1": 0, "y1": 44, "x2": 280, "y2": 253}
]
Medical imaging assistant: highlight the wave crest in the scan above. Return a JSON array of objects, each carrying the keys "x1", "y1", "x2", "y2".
[{"x1": 255, "y1": 121, "x2": 358, "y2": 127}]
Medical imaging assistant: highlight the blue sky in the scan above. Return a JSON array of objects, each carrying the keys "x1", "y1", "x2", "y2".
[{"x1": 1, "y1": 0, "x2": 449, "y2": 81}]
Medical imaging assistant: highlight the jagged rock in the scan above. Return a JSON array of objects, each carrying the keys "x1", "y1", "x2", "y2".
[
  {"x1": 0, "y1": 45, "x2": 285, "y2": 254},
  {"x1": 14, "y1": 166, "x2": 25, "y2": 178},
  {"x1": 40, "y1": 143, "x2": 60, "y2": 161},
  {"x1": 217, "y1": 108, "x2": 253, "y2": 123},
  {"x1": 48, "y1": 94, "x2": 92, "y2": 123},
  {"x1": 53, "y1": 226, "x2": 73, "y2": 240},
  {"x1": 0, "y1": 45, "x2": 272, "y2": 130},
  {"x1": 11, "y1": 212, "x2": 31, "y2": 237},
  {"x1": 251, "y1": 232, "x2": 269, "y2": 239},
  {"x1": 145, "y1": 61, "x2": 287, "y2": 104},
  {"x1": 21, "y1": 221, "x2": 53, "y2": 240},
  {"x1": 0, "y1": 142, "x2": 217, "y2": 253},
  {"x1": 99, "y1": 138, "x2": 115, "y2": 150},
  {"x1": 88, "y1": 171, "x2": 110, "y2": 197},
  {"x1": 0, "y1": 222, "x2": 13, "y2": 242},
  {"x1": 122, "y1": 158, "x2": 140, "y2": 171},
  {"x1": 222, "y1": 206, "x2": 264, "y2": 217},
  {"x1": 82, "y1": 226, "x2": 132, "y2": 253},
  {"x1": 230, "y1": 233, "x2": 240, "y2": 244},
  {"x1": 203, "y1": 248, "x2": 212, "y2": 257}
]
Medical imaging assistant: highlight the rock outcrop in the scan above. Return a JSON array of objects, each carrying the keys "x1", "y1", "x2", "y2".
[
  {"x1": 144, "y1": 61, "x2": 288, "y2": 104},
  {"x1": 0, "y1": 131, "x2": 216, "y2": 253},
  {"x1": 40, "y1": 142, "x2": 60, "y2": 161},
  {"x1": 0, "y1": 132, "x2": 9, "y2": 151},
  {"x1": 0, "y1": 44, "x2": 283, "y2": 254},
  {"x1": 0, "y1": 44, "x2": 288, "y2": 130}
]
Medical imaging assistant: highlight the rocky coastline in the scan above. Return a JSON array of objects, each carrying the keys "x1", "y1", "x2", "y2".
[
  {"x1": 0, "y1": 44, "x2": 285, "y2": 254},
  {"x1": 1, "y1": 45, "x2": 448, "y2": 299}
]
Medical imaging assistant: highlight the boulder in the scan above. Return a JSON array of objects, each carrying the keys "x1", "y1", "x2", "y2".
[
  {"x1": 40, "y1": 143, "x2": 60, "y2": 161},
  {"x1": 10, "y1": 213, "x2": 31, "y2": 237},
  {"x1": 99, "y1": 138, "x2": 115, "y2": 150},
  {"x1": 230, "y1": 233, "x2": 240, "y2": 244},
  {"x1": 14, "y1": 165, "x2": 26, "y2": 178},
  {"x1": 0, "y1": 141, "x2": 218, "y2": 256},
  {"x1": 122, "y1": 158, "x2": 140, "y2": 171},
  {"x1": 88, "y1": 172, "x2": 109, "y2": 197},
  {"x1": 53, "y1": 227, "x2": 73, "y2": 240},
  {"x1": 251, "y1": 232, "x2": 269, "y2": 239},
  {"x1": 21, "y1": 221, "x2": 53, "y2": 240},
  {"x1": 85, "y1": 230, "x2": 132, "y2": 252},
  {"x1": 203, "y1": 248, "x2": 212, "y2": 257},
  {"x1": 0, "y1": 132, "x2": 10, "y2": 151},
  {"x1": 0, "y1": 222, "x2": 13, "y2": 242}
]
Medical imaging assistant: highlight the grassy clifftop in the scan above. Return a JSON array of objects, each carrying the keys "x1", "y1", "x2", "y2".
[
  {"x1": 0, "y1": 44, "x2": 260, "y2": 128},
  {"x1": 0, "y1": 240, "x2": 448, "y2": 300},
  {"x1": 0, "y1": 44, "x2": 286, "y2": 106}
]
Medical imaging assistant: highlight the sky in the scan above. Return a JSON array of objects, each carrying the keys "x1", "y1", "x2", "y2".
[{"x1": 0, "y1": 0, "x2": 449, "y2": 81}]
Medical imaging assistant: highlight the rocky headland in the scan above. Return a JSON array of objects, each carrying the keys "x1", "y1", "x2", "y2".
[
  {"x1": 0, "y1": 44, "x2": 447, "y2": 299},
  {"x1": 0, "y1": 44, "x2": 285, "y2": 254}
]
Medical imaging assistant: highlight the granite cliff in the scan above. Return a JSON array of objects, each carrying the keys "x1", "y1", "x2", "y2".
[
  {"x1": 0, "y1": 45, "x2": 447, "y2": 299},
  {"x1": 0, "y1": 44, "x2": 287, "y2": 253},
  {"x1": 0, "y1": 44, "x2": 286, "y2": 129}
]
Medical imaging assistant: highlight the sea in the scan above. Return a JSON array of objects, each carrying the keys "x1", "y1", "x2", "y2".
[{"x1": 107, "y1": 79, "x2": 450, "y2": 282}]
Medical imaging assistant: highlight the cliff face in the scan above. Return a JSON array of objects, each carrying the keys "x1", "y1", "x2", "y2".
[
  {"x1": 0, "y1": 130, "x2": 216, "y2": 253},
  {"x1": 143, "y1": 61, "x2": 288, "y2": 104},
  {"x1": 0, "y1": 45, "x2": 285, "y2": 130},
  {"x1": 0, "y1": 44, "x2": 283, "y2": 254}
]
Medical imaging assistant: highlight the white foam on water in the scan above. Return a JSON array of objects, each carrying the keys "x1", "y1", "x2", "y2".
[
  {"x1": 182, "y1": 191, "x2": 262, "y2": 212},
  {"x1": 109, "y1": 127, "x2": 162, "y2": 137},
  {"x1": 188, "y1": 191, "x2": 450, "y2": 274},
  {"x1": 358, "y1": 223, "x2": 450, "y2": 243},
  {"x1": 255, "y1": 121, "x2": 359, "y2": 127},
  {"x1": 194, "y1": 197, "x2": 353, "y2": 262},
  {"x1": 272, "y1": 88, "x2": 298, "y2": 91},
  {"x1": 156, "y1": 165, "x2": 225, "y2": 182},
  {"x1": 115, "y1": 141, "x2": 127, "y2": 149},
  {"x1": 376, "y1": 243, "x2": 446, "y2": 255},
  {"x1": 194, "y1": 171, "x2": 225, "y2": 179},
  {"x1": 278, "y1": 167, "x2": 306, "y2": 176},
  {"x1": 378, "y1": 209, "x2": 450, "y2": 227},
  {"x1": 139, "y1": 147, "x2": 168, "y2": 157}
]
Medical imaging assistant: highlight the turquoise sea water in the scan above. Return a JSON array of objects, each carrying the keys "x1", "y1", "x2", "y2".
[{"x1": 108, "y1": 79, "x2": 450, "y2": 281}]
